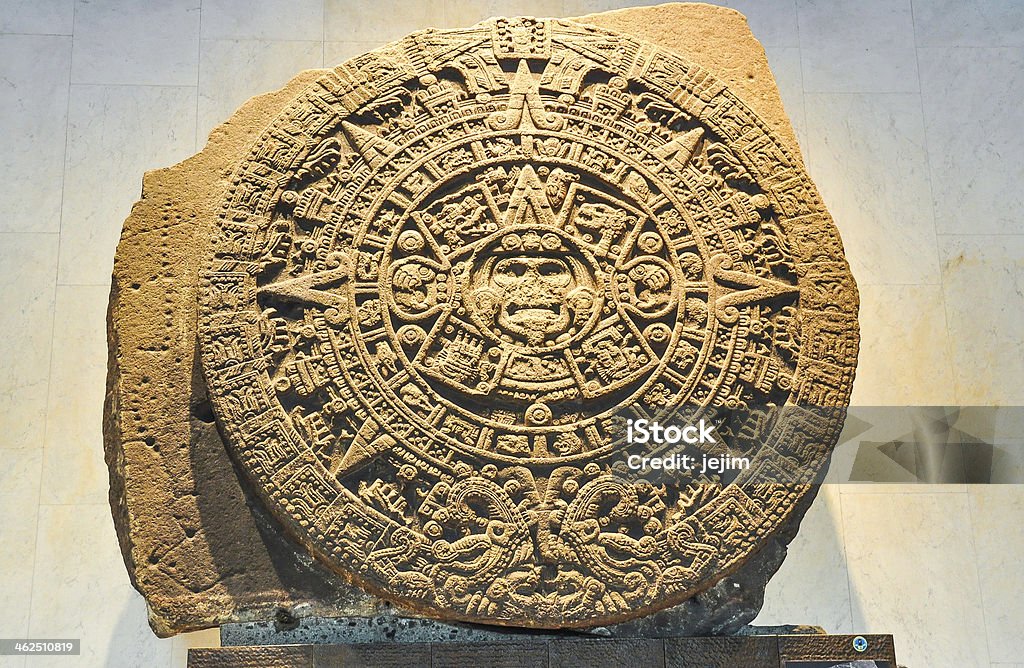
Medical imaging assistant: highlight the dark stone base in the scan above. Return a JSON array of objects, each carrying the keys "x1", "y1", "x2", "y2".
[
  {"x1": 188, "y1": 634, "x2": 897, "y2": 667},
  {"x1": 219, "y1": 614, "x2": 827, "y2": 647}
]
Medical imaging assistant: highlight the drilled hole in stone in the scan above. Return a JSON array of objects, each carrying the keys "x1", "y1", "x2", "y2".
[{"x1": 192, "y1": 400, "x2": 216, "y2": 424}]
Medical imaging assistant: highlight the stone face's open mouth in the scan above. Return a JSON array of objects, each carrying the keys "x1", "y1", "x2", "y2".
[
  {"x1": 505, "y1": 303, "x2": 560, "y2": 317},
  {"x1": 500, "y1": 302, "x2": 570, "y2": 342}
]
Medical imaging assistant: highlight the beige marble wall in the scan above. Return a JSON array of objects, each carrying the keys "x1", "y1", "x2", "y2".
[{"x1": 1, "y1": 1, "x2": 1021, "y2": 666}]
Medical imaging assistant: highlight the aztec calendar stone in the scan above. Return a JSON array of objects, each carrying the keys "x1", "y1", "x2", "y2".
[{"x1": 199, "y1": 17, "x2": 859, "y2": 628}]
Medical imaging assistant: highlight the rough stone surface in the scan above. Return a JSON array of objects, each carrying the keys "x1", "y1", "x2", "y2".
[
  {"x1": 105, "y1": 3, "x2": 858, "y2": 637},
  {"x1": 104, "y1": 71, "x2": 389, "y2": 637},
  {"x1": 577, "y1": 4, "x2": 804, "y2": 158}
]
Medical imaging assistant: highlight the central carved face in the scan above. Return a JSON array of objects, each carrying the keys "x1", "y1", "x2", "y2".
[
  {"x1": 467, "y1": 229, "x2": 601, "y2": 349},
  {"x1": 491, "y1": 255, "x2": 573, "y2": 344}
]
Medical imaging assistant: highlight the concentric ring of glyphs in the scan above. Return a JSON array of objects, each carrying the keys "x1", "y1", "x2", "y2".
[{"x1": 199, "y1": 17, "x2": 859, "y2": 627}]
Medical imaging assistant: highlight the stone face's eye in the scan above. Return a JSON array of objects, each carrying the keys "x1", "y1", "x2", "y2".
[
  {"x1": 538, "y1": 260, "x2": 571, "y2": 286},
  {"x1": 539, "y1": 261, "x2": 565, "y2": 276},
  {"x1": 498, "y1": 260, "x2": 528, "y2": 278}
]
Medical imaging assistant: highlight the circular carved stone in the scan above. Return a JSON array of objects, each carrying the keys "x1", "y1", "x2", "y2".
[{"x1": 199, "y1": 17, "x2": 859, "y2": 628}]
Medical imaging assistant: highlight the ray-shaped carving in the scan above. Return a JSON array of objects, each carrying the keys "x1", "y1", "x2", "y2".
[
  {"x1": 259, "y1": 262, "x2": 350, "y2": 313},
  {"x1": 710, "y1": 253, "x2": 799, "y2": 323},
  {"x1": 331, "y1": 416, "x2": 398, "y2": 477},
  {"x1": 487, "y1": 59, "x2": 563, "y2": 131},
  {"x1": 342, "y1": 120, "x2": 400, "y2": 170},
  {"x1": 653, "y1": 127, "x2": 705, "y2": 168},
  {"x1": 502, "y1": 164, "x2": 556, "y2": 227}
]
